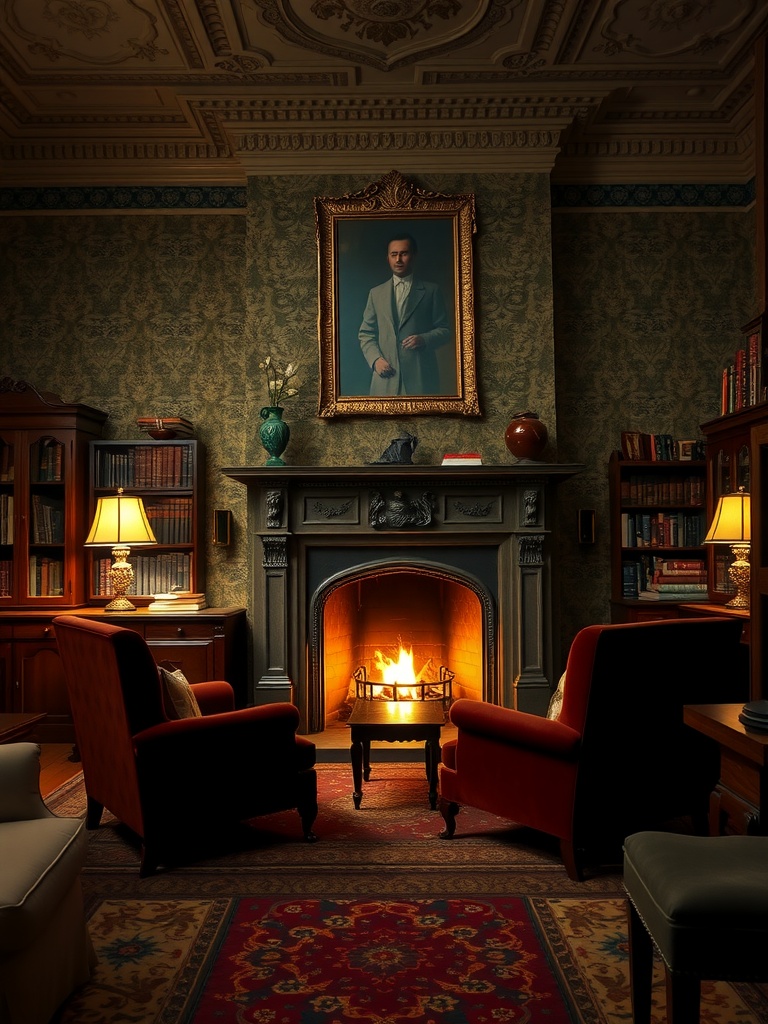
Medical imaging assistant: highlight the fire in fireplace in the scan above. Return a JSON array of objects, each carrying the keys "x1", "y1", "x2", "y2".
[{"x1": 352, "y1": 644, "x2": 455, "y2": 703}]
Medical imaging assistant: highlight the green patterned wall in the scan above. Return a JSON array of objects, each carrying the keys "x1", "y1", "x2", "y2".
[{"x1": 0, "y1": 183, "x2": 756, "y2": 669}]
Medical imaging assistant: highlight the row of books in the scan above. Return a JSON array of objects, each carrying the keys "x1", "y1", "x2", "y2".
[
  {"x1": 29, "y1": 555, "x2": 64, "y2": 597},
  {"x1": 31, "y1": 494, "x2": 64, "y2": 544},
  {"x1": 144, "y1": 498, "x2": 193, "y2": 544},
  {"x1": 720, "y1": 323, "x2": 764, "y2": 415},
  {"x1": 93, "y1": 552, "x2": 192, "y2": 597},
  {"x1": 619, "y1": 473, "x2": 704, "y2": 507},
  {"x1": 620, "y1": 433, "x2": 705, "y2": 462},
  {"x1": 622, "y1": 557, "x2": 708, "y2": 601},
  {"x1": 33, "y1": 438, "x2": 63, "y2": 482},
  {"x1": 0, "y1": 559, "x2": 12, "y2": 597},
  {"x1": 619, "y1": 511, "x2": 706, "y2": 548},
  {"x1": 0, "y1": 494, "x2": 13, "y2": 544},
  {"x1": 94, "y1": 444, "x2": 194, "y2": 489}
]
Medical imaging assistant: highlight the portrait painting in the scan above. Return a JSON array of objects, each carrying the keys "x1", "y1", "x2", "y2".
[{"x1": 315, "y1": 171, "x2": 479, "y2": 417}]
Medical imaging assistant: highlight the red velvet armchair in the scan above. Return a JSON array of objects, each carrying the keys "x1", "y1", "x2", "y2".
[
  {"x1": 438, "y1": 617, "x2": 747, "y2": 881},
  {"x1": 53, "y1": 615, "x2": 318, "y2": 876}
]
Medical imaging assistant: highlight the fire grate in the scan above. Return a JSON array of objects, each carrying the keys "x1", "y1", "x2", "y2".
[{"x1": 353, "y1": 664, "x2": 454, "y2": 704}]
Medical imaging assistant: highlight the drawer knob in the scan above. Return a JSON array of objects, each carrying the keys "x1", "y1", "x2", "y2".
[
  {"x1": 176, "y1": 627, "x2": 184, "y2": 637},
  {"x1": 43, "y1": 626, "x2": 51, "y2": 637}
]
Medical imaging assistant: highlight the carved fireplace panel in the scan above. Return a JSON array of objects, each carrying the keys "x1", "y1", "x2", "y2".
[{"x1": 222, "y1": 464, "x2": 580, "y2": 733}]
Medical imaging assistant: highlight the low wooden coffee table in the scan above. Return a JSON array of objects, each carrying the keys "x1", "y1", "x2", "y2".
[
  {"x1": 346, "y1": 699, "x2": 445, "y2": 810},
  {"x1": 0, "y1": 712, "x2": 47, "y2": 744}
]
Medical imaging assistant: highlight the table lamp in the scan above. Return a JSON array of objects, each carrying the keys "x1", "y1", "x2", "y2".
[
  {"x1": 85, "y1": 488, "x2": 157, "y2": 611},
  {"x1": 703, "y1": 487, "x2": 751, "y2": 609}
]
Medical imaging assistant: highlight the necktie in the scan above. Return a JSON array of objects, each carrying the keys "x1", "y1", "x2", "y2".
[{"x1": 396, "y1": 280, "x2": 407, "y2": 320}]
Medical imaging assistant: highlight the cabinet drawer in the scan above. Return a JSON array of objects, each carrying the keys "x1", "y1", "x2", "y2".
[
  {"x1": 145, "y1": 622, "x2": 216, "y2": 641},
  {"x1": 14, "y1": 623, "x2": 57, "y2": 641}
]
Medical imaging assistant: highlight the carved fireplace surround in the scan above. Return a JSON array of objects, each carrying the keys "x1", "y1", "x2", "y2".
[{"x1": 222, "y1": 464, "x2": 580, "y2": 733}]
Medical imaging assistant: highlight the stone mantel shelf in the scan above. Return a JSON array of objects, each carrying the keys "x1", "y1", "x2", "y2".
[{"x1": 222, "y1": 463, "x2": 583, "y2": 487}]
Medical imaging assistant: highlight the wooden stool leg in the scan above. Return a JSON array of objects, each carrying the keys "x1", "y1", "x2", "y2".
[
  {"x1": 627, "y1": 900, "x2": 653, "y2": 1024},
  {"x1": 666, "y1": 970, "x2": 700, "y2": 1024}
]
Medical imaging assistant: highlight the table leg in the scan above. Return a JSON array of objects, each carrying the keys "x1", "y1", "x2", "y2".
[
  {"x1": 363, "y1": 738, "x2": 372, "y2": 782},
  {"x1": 425, "y1": 735, "x2": 441, "y2": 810},
  {"x1": 351, "y1": 737, "x2": 364, "y2": 809}
]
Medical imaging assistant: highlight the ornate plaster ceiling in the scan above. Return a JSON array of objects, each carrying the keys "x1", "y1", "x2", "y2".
[{"x1": 0, "y1": 0, "x2": 765, "y2": 186}]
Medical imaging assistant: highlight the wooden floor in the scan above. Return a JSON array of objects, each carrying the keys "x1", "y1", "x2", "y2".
[{"x1": 39, "y1": 743, "x2": 81, "y2": 799}]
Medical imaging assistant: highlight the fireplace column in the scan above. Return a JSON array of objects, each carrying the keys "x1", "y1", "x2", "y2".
[{"x1": 253, "y1": 487, "x2": 294, "y2": 705}]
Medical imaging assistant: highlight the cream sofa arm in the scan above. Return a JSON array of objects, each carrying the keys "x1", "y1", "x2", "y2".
[{"x1": 0, "y1": 742, "x2": 53, "y2": 823}]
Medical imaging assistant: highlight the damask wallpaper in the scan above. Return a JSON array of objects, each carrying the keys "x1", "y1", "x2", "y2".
[{"x1": 0, "y1": 177, "x2": 756, "y2": 675}]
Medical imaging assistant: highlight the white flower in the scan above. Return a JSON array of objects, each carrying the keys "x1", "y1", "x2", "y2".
[{"x1": 261, "y1": 354, "x2": 300, "y2": 406}]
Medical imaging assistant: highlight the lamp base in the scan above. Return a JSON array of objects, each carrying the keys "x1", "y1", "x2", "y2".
[
  {"x1": 725, "y1": 544, "x2": 750, "y2": 610},
  {"x1": 104, "y1": 595, "x2": 138, "y2": 612}
]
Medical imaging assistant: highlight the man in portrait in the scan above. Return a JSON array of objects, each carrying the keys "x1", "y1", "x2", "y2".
[{"x1": 358, "y1": 233, "x2": 451, "y2": 396}]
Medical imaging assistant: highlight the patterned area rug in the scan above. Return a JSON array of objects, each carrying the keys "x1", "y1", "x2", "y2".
[{"x1": 48, "y1": 764, "x2": 768, "y2": 1023}]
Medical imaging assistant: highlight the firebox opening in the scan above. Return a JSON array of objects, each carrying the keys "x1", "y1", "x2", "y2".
[{"x1": 322, "y1": 570, "x2": 484, "y2": 729}]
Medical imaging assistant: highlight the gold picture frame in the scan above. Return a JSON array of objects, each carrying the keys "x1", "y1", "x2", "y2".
[{"x1": 315, "y1": 170, "x2": 480, "y2": 417}]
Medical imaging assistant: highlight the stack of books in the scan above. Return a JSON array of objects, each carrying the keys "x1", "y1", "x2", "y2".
[
  {"x1": 136, "y1": 416, "x2": 195, "y2": 439},
  {"x1": 148, "y1": 591, "x2": 207, "y2": 612},
  {"x1": 637, "y1": 558, "x2": 708, "y2": 602}
]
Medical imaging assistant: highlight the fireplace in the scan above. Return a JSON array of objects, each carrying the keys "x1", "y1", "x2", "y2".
[{"x1": 222, "y1": 464, "x2": 580, "y2": 732}]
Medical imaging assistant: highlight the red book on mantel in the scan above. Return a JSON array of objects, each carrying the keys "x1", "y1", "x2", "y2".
[{"x1": 441, "y1": 453, "x2": 483, "y2": 465}]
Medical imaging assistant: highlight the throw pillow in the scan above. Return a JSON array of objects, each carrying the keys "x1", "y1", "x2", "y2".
[
  {"x1": 546, "y1": 671, "x2": 566, "y2": 720},
  {"x1": 158, "y1": 662, "x2": 202, "y2": 720}
]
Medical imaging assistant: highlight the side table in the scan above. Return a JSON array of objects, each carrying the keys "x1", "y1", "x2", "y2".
[
  {"x1": 0, "y1": 712, "x2": 47, "y2": 744},
  {"x1": 346, "y1": 700, "x2": 444, "y2": 810},
  {"x1": 684, "y1": 703, "x2": 768, "y2": 836}
]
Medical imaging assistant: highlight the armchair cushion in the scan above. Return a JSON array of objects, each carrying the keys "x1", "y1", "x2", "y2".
[
  {"x1": 0, "y1": 817, "x2": 88, "y2": 953},
  {"x1": 546, "y1": 671, "x2": 566, "y2": 720},
  {"x1": 158, "y1": 662, "x2": 202, "y2": 719}
]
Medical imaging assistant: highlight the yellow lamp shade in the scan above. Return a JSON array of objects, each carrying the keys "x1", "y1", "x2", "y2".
[
  {"x1": 704, "y1": 489, "x2": 750, "y2": 545},
  {"x1": 85, "y1": 490, "x2": 157, "y2": 547}
]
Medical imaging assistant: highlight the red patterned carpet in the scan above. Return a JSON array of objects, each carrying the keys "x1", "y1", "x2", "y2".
[{"x1": 48, "y1": 764, "x2": 768, "y2": 1024}]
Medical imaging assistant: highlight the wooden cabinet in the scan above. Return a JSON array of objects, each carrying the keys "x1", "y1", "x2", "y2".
[
  {"x1": 88, "y1": 439, "x2": 205, "y2": 603},
  {"x1": 700, "y1": 406, "x2": 766, "y2": 602},
  {"x1": 0, "y1": 608, "x2": 248, "y2": 741},
  {"x1": 0, "y1": 379, "x2": 108, "y2": 609},
  {"x1": 609, "y1": 451, "x2": 708, "y2": 622}
]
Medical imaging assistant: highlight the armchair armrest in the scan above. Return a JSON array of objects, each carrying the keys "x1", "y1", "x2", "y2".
[
  {"x1": 189, "y1": 680, "x2": 236, "y2": 715},
  {"x1": 450, "y1": 699, "x2": 581, "y2": 759},
  {"x1": 133, "y1": 702, "x2": 308, "y2": 766},
  {"x1": 0, "y1": 742, "x2": 53, "y2": 823}
]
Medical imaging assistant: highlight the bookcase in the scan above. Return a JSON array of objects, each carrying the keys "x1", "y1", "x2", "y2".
[
  {"x1": 609, "y1": 451, "x2": 708, "y2": 622},
  {"x1": 88, "y1": 439, "x2": 205, "y2": 604},
  {"x1": 700, "y1": 405, "x2": 768, "y2": 602},
  {"x1": 0, "y1": 380, "x2": 108, "y2": 608}
]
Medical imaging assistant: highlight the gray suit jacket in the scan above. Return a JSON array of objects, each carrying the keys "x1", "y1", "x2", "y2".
[{"x1": 359, "y1": 276, "x2": 450, "y2": 396}]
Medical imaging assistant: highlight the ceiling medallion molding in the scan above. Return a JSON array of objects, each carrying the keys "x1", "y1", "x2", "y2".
[{"x1": 252, "y1": 0, "x2": 509, "y2": 72}]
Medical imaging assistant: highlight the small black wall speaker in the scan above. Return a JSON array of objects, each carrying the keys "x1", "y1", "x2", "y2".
[
  {"x1": 213, "y1": 508, "x2": 231, "y2": 546},
  {"x1": 578, "y1": 508, "x2": 596, "y2": 544}
]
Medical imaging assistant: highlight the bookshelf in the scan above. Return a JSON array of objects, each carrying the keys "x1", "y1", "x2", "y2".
[
  {"x1": 88, "y1": 439, "x2": 205, "y2": 604},
  {"x1": 609, "y1": 451, "x2": 708, "y2": 622}
]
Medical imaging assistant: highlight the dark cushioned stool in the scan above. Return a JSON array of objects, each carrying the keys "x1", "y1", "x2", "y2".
[{"x1": 623, "y1": 831, "x2": 768, "y2": 1024}]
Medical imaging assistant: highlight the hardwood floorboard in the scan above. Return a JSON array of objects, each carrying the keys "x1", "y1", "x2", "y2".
[{"x1": 38, "y1": 742, "x2": 81, "y2": 799}]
